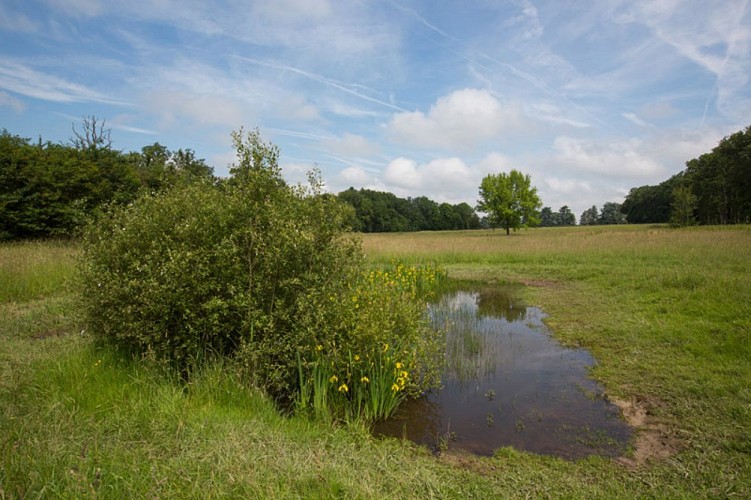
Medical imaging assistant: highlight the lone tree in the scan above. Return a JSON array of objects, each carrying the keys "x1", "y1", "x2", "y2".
[{"x1": 477, "y1": 169, "x2": 542, "y2": 235}]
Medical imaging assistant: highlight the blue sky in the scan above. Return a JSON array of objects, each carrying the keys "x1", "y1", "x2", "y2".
[{"x1": 2, "y1": 0, "x2": 750, "y2": 216}]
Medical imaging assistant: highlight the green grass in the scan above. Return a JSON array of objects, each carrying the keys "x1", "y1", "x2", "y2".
[
  {"x1": 2, "y1": 226, "x2": 750, "y2": 497},
  {"x1": 0, "y1": 240, "x2": 78, "y2": 303}
]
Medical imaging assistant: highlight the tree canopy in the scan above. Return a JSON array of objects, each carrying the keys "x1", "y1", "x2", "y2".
[
  {"x1": 540, "y1": 205, "x2": 576, "y2": 227},
  {"x1": 622, "y1": 125, "x2": 750, "y2": 225},
  {"x1": 0, "y1": 125, "x2": 214, "y2": 241},
  {"x1": 337, "y1": 188, "x2": 481, "y2": 232},
  {"x1": 477, "y1": 169, "x2": 542, "y2": 235}
]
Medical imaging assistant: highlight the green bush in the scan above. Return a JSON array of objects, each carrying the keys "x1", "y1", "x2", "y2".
[{"x1": 79, "y1": 128, "x2": 443, "y2": 411}]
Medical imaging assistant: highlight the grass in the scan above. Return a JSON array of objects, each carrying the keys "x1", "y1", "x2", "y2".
[
  {"x1": 2, "y1": 226, "x2": 750, "y2": 497},
  {"x1": 0, "y1": 240, "x2": 77, "y2": 303}
]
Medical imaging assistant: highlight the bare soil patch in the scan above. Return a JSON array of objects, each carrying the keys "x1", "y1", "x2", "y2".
[{"x1": 610, "y1": 396, "x2": 683, "y2": 468}]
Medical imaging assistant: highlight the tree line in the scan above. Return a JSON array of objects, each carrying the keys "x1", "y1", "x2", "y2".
[
  {"x1": 622, "y1": 125, "x2": 751, "y2": 225},
  {"x1": 1, "y1": 120, "x2": 482, "y2": 240},
  {"x1": 337, "y1": 187, "x2": 481, "y2": 232}
]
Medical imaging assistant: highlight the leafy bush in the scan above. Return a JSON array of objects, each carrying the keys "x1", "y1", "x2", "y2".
[{"x1": 79, "y1": 128, "x2": 443, "y2": 412}]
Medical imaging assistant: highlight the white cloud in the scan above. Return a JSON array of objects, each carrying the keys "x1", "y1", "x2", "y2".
[
  {"x1": 475, "y1": 152, "x2": 517, "y2": 177},
  {"x1": 382, "y1": 156, "x2": 484, "y2": 199},
  {"x1": 323, "y1": 133, "x2": 380, "y2": 157},
  {"x1": 274, "y1": 94, "x2": 320, "y2": 121},
  {"x1": 384, "y1": 157, "x2": 421, "y2": 189},
  {"x1": 388, "y1": 88, "x2": 521, "y2": 149},
  {"x1": 543, "y1": 177, "x2": 592, "y2": 196},
  {"x1": 338, "y1": 165, "x2": 373, "y2": 186},
  {"x1": 552, "y1": 136, "x2": 665, "y2": 178},
  {"x1": 144, "y1": 90, "x2": 248, "y2": 130}
]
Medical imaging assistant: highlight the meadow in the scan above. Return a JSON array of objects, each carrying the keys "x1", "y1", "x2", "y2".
[{"x1": 1, "y1": 225, "x2": 750, "y2": 497}]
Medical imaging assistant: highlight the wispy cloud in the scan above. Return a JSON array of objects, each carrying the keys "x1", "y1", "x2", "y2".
[
  {"x1": 0, "y1": 90, "x2": 24, "y2": 113},
  {"x1": 0, "y1": 5, "x2": 38, "y2": 33},
  {"x1": 0, "y1": 58, "x2": 128, "y2": 106}
]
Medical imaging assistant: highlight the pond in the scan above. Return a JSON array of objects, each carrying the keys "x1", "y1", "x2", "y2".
[{"x1": 373, "y1": 286, "x2": 632, "y2": 459}]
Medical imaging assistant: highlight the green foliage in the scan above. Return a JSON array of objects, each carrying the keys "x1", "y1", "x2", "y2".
[
  {"x1": 540, "y1": 205, "x2": 576, "y2": 227},
  {"x1": 0, "y1": 123, "x2": 215, "y2": 241},
  {"x1": 597, "y1": 202, "x2": 627, "y2": 225},
  {"x1": 624, "y1": 124, "x2": 751, "y2": 225},
  {"x1": 579, "y1": 205, "x2": 597, "y2": 225},
  {"x1": 621, "y1": 175, "x2": 684, "y2": 224},
  {"x1": 338, "y1": 188, "x2": 481, "y2": 232},
  {"x1": 685, "y1": 126, "x2": 751, "y2": 224},
  {"x1": 3, "y1": 230, "x2": 751, "y2": 497},
  {"x1": 477, "y1": 169, "x2": 542, "y2": 235},
  {"x1": 669, "y1": 185, "x2": 697, "y2": 227},
  {"x1": 295, "y1": 262, "x2": 447, "y2": 421},
  {"x1": 578, "y1": 203, "x2": 627, "y2": 225},
  {"x1": 79, "y1": 128, "x2": 443, "y2": 408}
]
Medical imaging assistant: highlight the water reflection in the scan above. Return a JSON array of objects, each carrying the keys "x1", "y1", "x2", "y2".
[{"x1": 373, "y1": 287, "x2": 632, "y2": 459}]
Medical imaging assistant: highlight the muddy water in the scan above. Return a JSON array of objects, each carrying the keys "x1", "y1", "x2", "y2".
[{"x1": 373, "y1": 287, "x2": 631, "y2": 459}]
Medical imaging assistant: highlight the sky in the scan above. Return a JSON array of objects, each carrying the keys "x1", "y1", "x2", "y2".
[{"x1": 2, "y1": 0, "x2": 750, "y2": 217}]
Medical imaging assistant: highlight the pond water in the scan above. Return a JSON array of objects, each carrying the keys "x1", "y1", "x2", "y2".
[{"x1": 373, "y1": 287, "x2": 632, "y2": 459}]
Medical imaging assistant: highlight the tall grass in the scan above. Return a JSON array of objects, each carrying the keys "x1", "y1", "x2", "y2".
[{"x1": 0, "y1": 240, "x2": 77, "y2": 303}]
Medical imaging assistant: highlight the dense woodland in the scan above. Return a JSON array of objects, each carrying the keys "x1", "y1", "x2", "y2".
[
  {"x1": 338, "y1": 187, "x2": 481, "y2": 232},
  {"x1": 2, "y1": 121, "x2": 749, "y2": 240},
  {"x1": 622, "y1": 125, "x2": 751, "y2": 225}
]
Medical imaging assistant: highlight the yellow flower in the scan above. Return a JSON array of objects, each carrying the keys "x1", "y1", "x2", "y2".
[
  {"x1": 399, "y1": 370, "x2": 408, "y2": 379},
  {"x1": 395, "y1": 362, "x2": 404, "y2": 370},
  {"x1": 396, "y1": 377, "x2": 405, "y2": 387},
  {"x1": 383, "y1": 343, "x2": 389, "y2": 352},
  {"x1": 360, "y1": 376, "x2": 370, "y2": 384},
  {"x1": 354, "y1": 354, "x2": 360, "y2": 361},
  {"x1": 316, "y1": 344, "x2": 323, "y2": 352},
  {"x1": 329, "y1": 375, "x2": 338, "y2": 384},
  {"x1": 391, "y1": 383, "x2": 400, "y2": 392},
  {"x1": 338, "y1": 383, "x2": 349, "y2": 393}
]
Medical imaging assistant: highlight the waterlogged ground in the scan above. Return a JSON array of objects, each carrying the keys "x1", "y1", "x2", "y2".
[{"x1": 374, "y1": 286, "x2": 632, "y2": 459}]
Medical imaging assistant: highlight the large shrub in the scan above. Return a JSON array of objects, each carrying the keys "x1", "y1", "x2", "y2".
[{"x1": 79, "y1": 129, "x2": 443, "y2": 410}]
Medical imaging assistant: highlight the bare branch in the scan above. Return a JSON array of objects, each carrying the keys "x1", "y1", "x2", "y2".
[{"x1": 71, "y1": 115, "x2": 112, "y2": 152}]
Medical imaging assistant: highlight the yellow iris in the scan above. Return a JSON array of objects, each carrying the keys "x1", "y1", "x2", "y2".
[
  {"x1": 329, "y1": 375, "x2": 338, "y2": 384},
  {"x1": 338, "y1": 384, "x2": 349, "y2": 393},
  {"x1": 395, "y1": 362, "x2": 404, "y2": 370},
  {"x1": 360, "y1": 376, "x2": 370, "y2": 384},
  {"x1": 391, "y1": 383, "x2": 400, "y2": 392}
]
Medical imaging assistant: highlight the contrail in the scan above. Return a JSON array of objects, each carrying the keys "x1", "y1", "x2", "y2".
[{"x1": 232, "y1": 55, "x2": 408, "y2": 113}]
